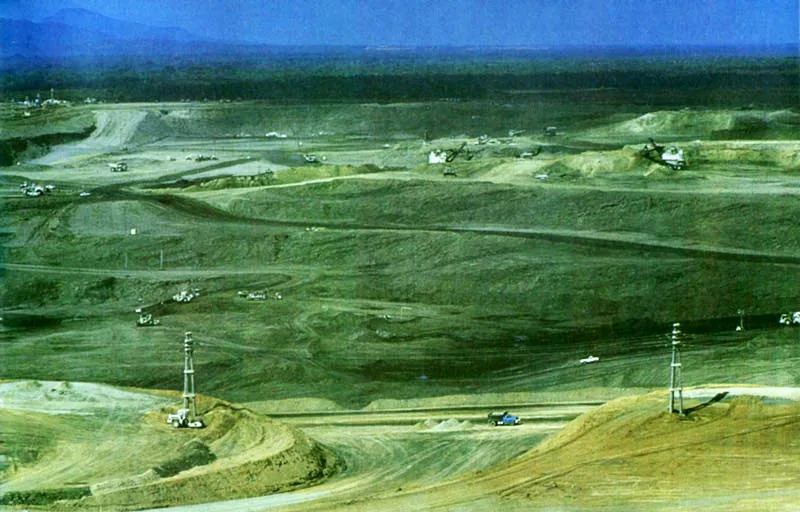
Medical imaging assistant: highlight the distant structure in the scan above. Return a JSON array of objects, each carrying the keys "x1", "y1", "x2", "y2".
[
  {"x1": 668, "y1": 323, "x2": 684, "y2": 415},
  {"x1": 181, "y1": 332, "x2": 197, "y2": 417},
  {"x1": 736, "y1": 309, "x2": 745, "y2": 332},
  {"x1": 166, "y1": 331, "x2": 204, "y2": 428}
]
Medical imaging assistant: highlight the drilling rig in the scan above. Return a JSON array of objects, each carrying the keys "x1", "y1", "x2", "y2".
[{"x1": 166, "y1": 331, "x2": 205, "y2": 428}]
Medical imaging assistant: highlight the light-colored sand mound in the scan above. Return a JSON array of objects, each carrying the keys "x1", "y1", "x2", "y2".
[
  {"x1": 581, "y1": 109, "x2": 777, "y2": 140},
  {"x1": 0, "y1": 394, "x2": 337, "y2": 510},
  {"x1": 87, "y1": 110, "x2": 172, "y2": 149},
  {"x1": 0, "y1": 380, "x2": 169, "y2": 415},
  {"x1": 486, "y1": 388, "x2": 800, "y2": 509}
]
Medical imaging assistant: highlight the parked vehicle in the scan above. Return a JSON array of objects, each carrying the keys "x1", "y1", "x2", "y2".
[{"x1": 488, "y1": 411, "x2": 521, "y2": 426}]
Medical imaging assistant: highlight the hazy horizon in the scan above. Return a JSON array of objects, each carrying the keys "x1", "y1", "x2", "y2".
[{"x1": 2, "y1": 0, "x2": 797, "y2": 48}]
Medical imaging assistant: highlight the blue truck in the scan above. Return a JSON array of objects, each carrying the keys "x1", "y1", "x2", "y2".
[{"x1": 487, "y1": 411, "x2": 521, "y2": 426}]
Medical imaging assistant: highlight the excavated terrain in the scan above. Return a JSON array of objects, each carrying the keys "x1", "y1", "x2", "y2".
[{"x1": 1, "y1": 96, "x2": 799, "y2": 510}]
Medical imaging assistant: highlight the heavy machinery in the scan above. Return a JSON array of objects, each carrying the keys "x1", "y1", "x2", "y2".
[
  {"x1": 640, "y1": 138, "x2": 686, "y2": 170},
  {"x1": 173, "y1": 288, "x2": 199, "y2": 303},
  {"x1": 302, "y1": 153, "x2": 324, "y2": 164},
  {"x1": 166, "y1": 332, "x2": 205, "y2": 429},
  {"x1": 428, "y1": 142, "x2": 471, "y2": 165},
  {"x1": 108, "y1": 162, "x2": 128, "y2": 172},
  {"x1": 445, "y1": 142, "x2": 469, "y2": 162},
  {"x1": 135, "y1": 307, "x2": 160, "y2": 327},
  {"x1": 779, "y1": 312, "x2": 800, "y2": 326},
  {"x1": 167, "y1": 408, "x2": 204, "y2": 428},
  {"x1": 20, "y1": 182, "x2": 52, "y2": 196}
]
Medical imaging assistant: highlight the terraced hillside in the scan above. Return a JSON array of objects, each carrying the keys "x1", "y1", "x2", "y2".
[{"x1": 1, "y1": 97, "x2": 799, "y2": 510}]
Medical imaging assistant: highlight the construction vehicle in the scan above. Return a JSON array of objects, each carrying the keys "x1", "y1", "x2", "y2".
[
  {"x1": 640, "y1": 138, "x2": 686, "y2": 170},
  {"x1": 779, "y1": 312, "x2": 800, "y2": 326},
  {"x1": 173, "y1": 288, "x2": 199, "y2": 303},
  {"x1": 488, "y1": 411, "x2": 521, "y2": 426},
  {"x1": 20, "y1": 182, "x2": 51, "y2": 197},
  {"x1": 520, "y1": 147, "x2": 542, "y2": 159},
  {"x1": 443, "y1": 167, "x2": 457, "y2": 177},
  {"x1": 108, "y1": 162, "x2": 128, "y2": 172},
  {"x1": 136, "y1": 307, "x2": 160, "y2": 327},
  {"x1": 428, "y1": 142, "x2": 471, "y2": 165},
  {"x1": 186, "y1": 154, "x2": 217, "y2": 162},
  {"x1": 544, "y1": 126, "x2": 558, "y2": 137},
  {"x1": 166, "y1": 332, "x2": 205, "y2": 429},
  {"x1": 445, "y1": 142, "x2": 469, "y2": 162},
  {"x1": 167, "y1": 408, "x2": 204, "y2": 428},
  {"x1": 302, "y1": 153, "x2": 323, "y2": 164}
]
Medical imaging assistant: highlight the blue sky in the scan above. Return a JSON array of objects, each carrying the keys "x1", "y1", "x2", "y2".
[{"x1": 2, "y1": 0, "x2": 798, "y2": 47}]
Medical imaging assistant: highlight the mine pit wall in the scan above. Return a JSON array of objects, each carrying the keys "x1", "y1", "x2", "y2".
[
  {"x1": 0, "y1": 126, "x2": 96, "y2": 166},
  {"x1": 70, "y1": 438, "x2": 338, "y2": 510}
]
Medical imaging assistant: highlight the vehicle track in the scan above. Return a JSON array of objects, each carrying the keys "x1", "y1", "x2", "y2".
[
  {"x1": 65, "y1": 184, "x2": 800, "y2": 267},
  {"x1": 132, "y1": 406, "x2": 575, "y2": 512}
]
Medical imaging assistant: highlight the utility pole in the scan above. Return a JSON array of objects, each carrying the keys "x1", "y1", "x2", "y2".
[
  {"x1": 737, "y1": 309, "x2": 745, "y2": 332},
  {"x1": 160, "y1": 249, "x2": 164, "y2": 271},
  {"x1": 668, "y1": 323, "x2": 683, "y2": 415}
]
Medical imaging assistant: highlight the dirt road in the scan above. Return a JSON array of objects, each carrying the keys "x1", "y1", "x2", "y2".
[{"x1": 131, "y1": 404, "x2": 585, "y2": 511}]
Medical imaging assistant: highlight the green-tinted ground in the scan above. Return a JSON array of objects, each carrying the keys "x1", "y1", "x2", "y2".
[{"x1": 1, "y1": 82, "x2": 799, "y2": 509}]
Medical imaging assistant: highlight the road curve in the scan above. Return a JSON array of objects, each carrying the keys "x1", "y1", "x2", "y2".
[{"x1": 131, "y1": 404, "x2": 587, "y2": 512}]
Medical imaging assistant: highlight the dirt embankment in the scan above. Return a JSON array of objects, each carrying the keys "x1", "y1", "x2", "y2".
[
  {"x1": 581, "y1": 109, "x2": 800, "y2": 141},
  {"x1": 486, "y1": 389, "x2": 800, "y2": 509},
  {"x1": 73, "y1": 405, "x2": 338, "y2": 511},
  {"x1": 0, "y1": 386, "x2": 338, "y2": 511},
  {"x1": 0, "y1": 127, "x2": 95, "y2": 166}
]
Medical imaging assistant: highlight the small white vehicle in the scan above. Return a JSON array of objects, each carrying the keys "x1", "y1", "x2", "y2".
[
  {"x1": 166, "y1": 408, "x2": 204, "y2": 428},
  {"x1": 580, "y1": 355, "x2": 600, "y2": 365},
  {"x1": 779, "y1": 312, "x2": 800, "y2": 326}
]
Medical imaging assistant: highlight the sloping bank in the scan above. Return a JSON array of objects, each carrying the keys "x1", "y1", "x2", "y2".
[{"x1": 1, "y1": 401, "x2": 338, "y2": 511}]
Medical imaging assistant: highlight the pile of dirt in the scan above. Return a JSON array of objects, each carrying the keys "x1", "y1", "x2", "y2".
[
  {"x1": 85, "y1": 110, "x2": 172, "y2": 149},
  {"x1": 62, "y1": 404, "x2": 338, "y2": 510},
  {"x1": 491, "y1": 388, "x2": 800, "y2": 509},
  {"x1": 583, "y1": 110, "x2": 750, "y2": 139},
  {"x1": 415, "y1": 418, "x2": 473, "y2": 431},
  {"x1": 0, "y1": 380, "x2": 169, "y2": 415},
  {"x1": 1, "y1": 396, "x2": 338, "y2": 510}
]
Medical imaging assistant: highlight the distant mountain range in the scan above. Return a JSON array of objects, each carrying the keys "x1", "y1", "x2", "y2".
[
  {"x1": 2, "y1": 8, "x2": 796, "y2": 62},
  {"x1": 0, "y1": 8, "x2": 247, "y2": 59},
  {"x1": 40, "y1": 8, "x2": 198, "y2": 42}
]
